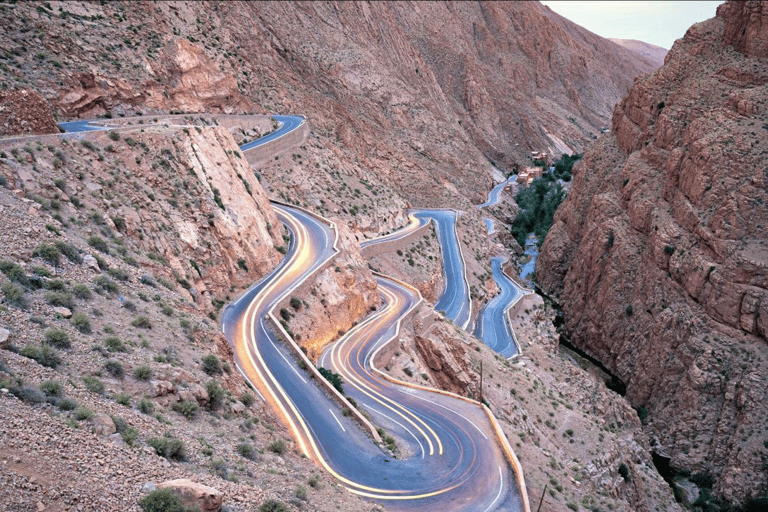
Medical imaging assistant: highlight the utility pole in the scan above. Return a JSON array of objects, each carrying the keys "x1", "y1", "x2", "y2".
[
  {"x1": 536, "y1": 484, "x2": 548, "y2": 512},
  {"x1": 479, "y1": 360, "x2": 483, "y2": 404}
]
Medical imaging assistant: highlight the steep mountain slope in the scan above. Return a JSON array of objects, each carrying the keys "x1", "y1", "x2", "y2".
[
  {"x1": 0, "y1": 1, "x2": 656, "y2": 208},
  {"x1": 538, "y1": 1, "x2": 768, "y2": 506},
  {"x1": 609, "y1": 39, "x2": 668, "y2": 67}
]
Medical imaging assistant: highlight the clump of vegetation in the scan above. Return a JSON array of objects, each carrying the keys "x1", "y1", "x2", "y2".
[
  {"x1": 82, "y1": 375, "x2": 104, "y2": 395},
  {"x1": 44, "y1": 328, "x2": 71, "y2": 349},
  {"x1": 318, "y1": 367, "x2": 344, "y2": 395},
  {"x1": 87, "y1": 236, "x2": 109, "y2": 254},
  {"x1": 139, "y1": 487, "x2": 198, "y2": 512},
  {"x1": 618, "y1": 462, "x2": 631, "y2": 482},
  {"x1": 2, "y1": 282, "x2": 28, "y2": 309},
  {"x1": 104, "y1": 336, "x2": 127, "y2": 352},
  {"x1": 105, "y1": 360, "x2": 125, "y2": 379},
  {"x1": 147, "y1": 436, "x2": 187, "y2": 461},
  {"x1": 258, "y1": 500, "x2": 289, "y2": 512},
  {"x1": 33, "y1": 243, "x2": 61, "y2": 266},
  {"x1": 237, "y1": 442, "x2": 256, "y2": 460},
  {"x1": 268, "y1": 439, "x2": 286, "y2": 455},
  {"x1": 134, "y1": 364, "x2": 153, "y2": 381},
  {"x1": 20, "y1": 344, "x2": 61, "y2": 368},
  {"x1": 71, "y1": 312, "x2": 92, "y2": 333},
  {"x1": 552, "y1": 153, "x2": 581, "y2": 182},
  {"x1": 201, "y1": 354, "x2": 222, "y2": 375},
  {"x1": 131, "y1": 315, "x2": 152, "y2": 329},
  {"x1": 510, "y1": 177, "x2": 566, "y2": 248},
  {"x1": 205, "y1": 380, "x2": 224, "y2": 410},
  {"x1": 172, "y1": 400, "x2": 199, "y2": 419},
  {"x1": 39, "y1": 380, "x2": 62, "y2": 397}
]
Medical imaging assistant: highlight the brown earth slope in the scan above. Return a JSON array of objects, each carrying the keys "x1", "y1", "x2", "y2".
[
  {"x1": 0, "y1": 1, "x2": 656, "y2": 207},
  {"x1": 538, "y1": 1, "x2": 768, "y2": 506},
  {"x1": 609, "y1": 39, "x2": 668, "y2": 68}
]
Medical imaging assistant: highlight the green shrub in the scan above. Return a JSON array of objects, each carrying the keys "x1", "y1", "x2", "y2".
[
  {"x1": 21, "y1": 344, "x2": 61, "y2": 368},
  {"x1": 2, "y1": 281, "x2": 28, "y2": 308},
  {"x1": 108, "y1": 131, "x2": 120, "y2": 141},
  {"x1": 72, "y1": 283, "x2": 92, "y2": 299},
  {"x1": 104, "y1": 336, "x2": 127, "y2": 352},
  {"x1": 94, "y1": 276, "x2": 119, "y2": 295},
  {"x1": 510, "y1": 177, "x2": 567, "y2": 248},
  {"x1": 205, "y1": 380, "x2": 224, "y2": 410},
  {"x1": 114, "y1": 392, "x2": 131, "y2": 406},
  {"x1": 40, "y1": 380, "x2": 63, "y2": 397},
  {"x1": 87, "y1": 235, "x2": 109, "y2": 254},
  {"x1": 138, "y1": 487, "x2": 198, "y2": 512},
  {"x1": 138, "y1": 398, "x2": 154, "y2": 414},
  {"x1": 74, "y1": 406, "x2": 94, "y2": 421},
  {"x1": 33, "y1": 243, "x2": 61, "y2": 266},
  {"x1": 46, "y1": 291, "x2": 75, "y2": 309},
  {"x1": 172, "y1": 400, "x2": 199, "y2": 419},
  {"x1": 317, "y1": 367, "x2": 344, "y2": 395},
  {"x1": 82, "y1": 375, "x2": 105, "y2": 395},
  {"x1": 45, "y1": 278, "x2": 67, "y2": 291},
  {"x1": 268, "y1": 439, "x2": 286, "y2": 455},
  {"x1": 618, "y1": 462, "x2": 631, "y2": 482},
  {"x1": 161, "y1": 304, "x2": 174, "y2": 317},
  {"x1": 105, "y1": 360, "x2": 125, "y2": 378},
  {"x1": 134, "y1": 364, "x2": 153, "y2": 381},
  {"x1": 201, "y1": 354, "x2": 222, "y2": 375},
  {"x1": 240, "y1": 392, "x2": 254, "y2": 407},
  {"x1": 54, "y1": 241, "x2": 82, "y2": 264},
  {"x1": 147, "y1": 436, "x2": 187, "y2": 461},
  {"x1": 237, "y1": 442, "x2": 256, "y2": 460},
  {"x1": 10, "y1": 385, "x2": 44, "y2": 404},
  {"x1": 71, "y1": 313, "x2": 91, "y2": 334},
  {"x1": 132, "y1": 315, "x2": 152, "y2": 329},
  {"x1": 57, "y1": 397, "x2": 77, "y2": 411},
  {"x1": 259, "y1": 499, "x2": 289, "y2": 512},
  {"x1": 108, "y1": 267, "x2": 129, "y2": 282},
  {"x1": 0, "y1": 260, "x2": 29, "y2": 286},
  {"x1": 44, "y1": 328, "x2": 71, "y2": 348},
  {"x1": 31, "y1": 266, "x2": 52, "y2": 278}
]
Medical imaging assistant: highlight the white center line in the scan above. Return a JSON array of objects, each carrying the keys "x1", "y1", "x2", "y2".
[{"x1": 329, "y1": 409, "x2": 346, "y2": 432}]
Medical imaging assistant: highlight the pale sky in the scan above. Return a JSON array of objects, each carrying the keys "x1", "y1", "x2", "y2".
[{"x1": 540, "y1": 1, "x2": 723, "y2": 50}]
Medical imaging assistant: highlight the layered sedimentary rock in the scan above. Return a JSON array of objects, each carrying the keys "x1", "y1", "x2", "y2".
[{"x1": 538, "y1": 1, "x2": 768, "y2": 504}]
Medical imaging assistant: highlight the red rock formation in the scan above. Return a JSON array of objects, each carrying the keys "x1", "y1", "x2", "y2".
[
  {"x1": 0, "y1": 89, "x2": 58, "y2": 136},
  {"x1": 538, "y1": 1, "x2": 768, "y2": 505}
]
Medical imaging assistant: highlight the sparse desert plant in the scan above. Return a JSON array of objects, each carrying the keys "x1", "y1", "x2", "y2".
[
  {"x1": 240, "y1": 392, "x2": 254, "y2": 407},
  {"x1": 172, "y1": 400, "x2": 199, "y2": 420},
  {"x1": 2, "y1": 281, "x2": 28, "y2": 309},
  {"x1": 46, "y1": 291, "x2": 75, "y2": 309},
  {"x1": 104, "y1": 336, "x2": 127, "y2": 352},
  {"x1": 74, "y1": 406, "x2": 94, "y2": 421},
  {"x1": 39, "y1": 380, "x2": 63, "y2": 397},
  {"x1": 94, "y1": 275, "x2": 119, "y2": 295},
  {"x1": 131, "y1": 315, "x2": 152, "y2": 329},
  {"x1": 268, "y1": 439, "x2": 286, "y2": 455},
  {"x1": 114, "y1": 393, "x2": 131, "y2": 406},
  {"x1": 258, "y1": 499, "x2": 289, "y2": 512},
  {"x1": 71, "y1": 312, "x2": 91, "y2": 334},
  {"x1": 147, "y1": 436, "x2": 187, "y2": 461},
  {"x1": 201, "y1": 354, "x2": 222, "y2": 375},
  {"x1": 105, "y1": 360, "x2": 125, "y2": 379},
  {"x1": 205, "y1": 380, "x2": 224, "y2": 410},
  {"x1": 82, "y1": 375, "x2": 104, "y2": 395},
  {"x1": 21, "y1": 344, "x2": 61, "y2": 368},
  {"x1": 54, "y1": 241, "x2": 82, "y2": 264},
  {"x1": 72, "y1": 283, "x2": 92, "y2": 300},
  {"x1": 134, "y1": 364, "x2": 153, "y2": 381},
  {"x1": 237, "y1": 442, "x2": 256, "y2": 460},
  {"x1": 138, "y1": 398, "x2": 155, "y2": 415},
  {"x1": 57, "y1": 397, "x2": 77, "y2": 411},
  {"x1": 44, "y1": 330, "x2": 71, "y2": 351},
  {"x1": 87, "y1": 235, "x2": 109, "y2": 254},
  {"x1": 619, "y1": 462, "x2": 631, "y2": 482},
  {"x1": 33, "y1": 243, "x2": 61, "y2": 266},
  {"x1": 138, "y1": 488, "x2": 191, "y2": 512}
]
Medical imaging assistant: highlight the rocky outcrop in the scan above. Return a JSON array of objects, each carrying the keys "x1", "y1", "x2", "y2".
[
  {"x1": 720, "y1": 0, "x2": 768, "y2": 58},
  {"x1": 145, "y1": 38, "x2": 253, "y2": 115},
  {"x1": 0, "y1": 89, "x2": 58, "y2": 136},
  {"x1": 538, "y1": 1, "x2": 768, "y2": 505},
  {"x1": 282, "y1": 222, "x2": 381, "y2": 360}
]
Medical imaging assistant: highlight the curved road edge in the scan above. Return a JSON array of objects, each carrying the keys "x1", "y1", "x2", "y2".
[{"x1": 365, "y1": 272, "x2": 532, "y2": 512}]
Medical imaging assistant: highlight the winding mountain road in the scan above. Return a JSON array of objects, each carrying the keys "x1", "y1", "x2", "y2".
[{"x1": 411, "y1": 210, "x2": 473, "y2": 331}]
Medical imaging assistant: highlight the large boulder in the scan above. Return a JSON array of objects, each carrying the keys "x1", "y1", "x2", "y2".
[
  {"x1": 157, "y1": 479, "x2": 222, "y2": 512},
  {"x1": 90, "y1": 413, "x2": 116, "y2": 436}
]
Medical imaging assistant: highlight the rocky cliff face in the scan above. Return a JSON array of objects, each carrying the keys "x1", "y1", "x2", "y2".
[
  {"x1": 0, "y1": 89, "x2": 58, "y2": 136},
  {"x1": 538, "y1": 1, "x2": 768, "y2": 504},
  {"x1": 0, "y1": 1, "x2": 656, "y2": 208}
]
